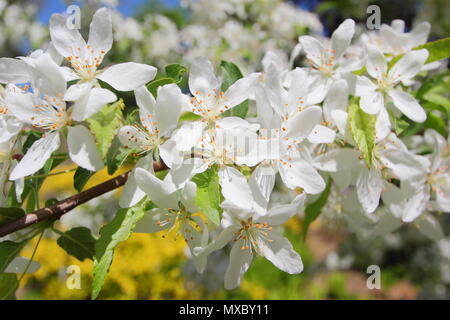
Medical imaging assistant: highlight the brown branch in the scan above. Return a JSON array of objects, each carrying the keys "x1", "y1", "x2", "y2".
[{"x1": 0, "y1": 162, "x2": 167, "y2": 238}]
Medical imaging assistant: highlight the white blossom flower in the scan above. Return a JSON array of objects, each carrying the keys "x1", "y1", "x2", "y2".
[
  {"x1": 50, "y1": 8, "x2": 157, "y2": 120},
  {"x1": 254, "y1": 67, "x2": 328, "y2": 194},
  {"x1": 194, "y1": 167, "x2": 305, "y2": 289},
  {"x1": 298, "y1": 19, "x2": 364, "y2": 98},
  {"x1": 355, "y1": 44, "x2": 429, "y2": 122},
  {"x1": 118, "y1": 84, "x2": 184, "y2": 208},
  {"x1": 5, "y1": 53, "x2": 104, "y2": 180},
  {"x1": 133, "y1": 168, "x2": 209, "y2": 273},
  {"x1": 188, "y1": 56, "x2": 259, "y2": 124}
]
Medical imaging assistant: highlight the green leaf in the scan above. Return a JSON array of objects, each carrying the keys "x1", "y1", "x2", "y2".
[
  {"x1": 191, "y1": 166, "x2": 221, "y2": 225},
  {"x1": 92, "y1": 205, "x2": 146, "y2": 299},
  {"x1": 87, "y1": 99, "x2": 124, "y2": 159},
  {"x1": 0, "y1": 273, "x2": 18, "y2": 300},
  {"x1": 22, "y1": 131, "x2": 42, "y2": 154},
  {"x1": 106, "y1": 136, "x2": 131, "y2": 175},
  {"x1": 56, "y1": 227, "x2": 96, "y2": 262},
  {"x1": 389, "y1": 38, "x2": 450, "y2": 68},
  {"x1": 424, "y1": 112, "x2": 446, "y2": 136},
  {"x1": 0, "y1": 240, "x2": 26, "y2": 273},
  {"x1": 417, "y1": 37, "x2": 450, "y2": 64},
  {"x1": 348, "y1": 99, "x2": 377, "y2": 168},
  {"x1": 179, "y1": 111, "x2": 202, "y2": 123},
  {"x1": 165, "y1": 64, "x2": 187, "y2": 83},
  {"x1": 73, "y1": 167, "x2": 95, "y2": 192},
  {"x1": 303, "y1": 177, "x2": 332, "y2": 240},
  {"x1": 146, "y1": 77, "x2": 175, "y2": 97},
  {"x1": 0, "y1": 207, "x2": 25, "y2": 226},
  {"x1": 146, "y1": 65, "x2": 187, "y2": 97},
  {"x1": 220, "y1": 60, "x2": 249, "y2": 119},
  {"x1": 388, "y1": 112, "x2": 410, "y2": 136}
]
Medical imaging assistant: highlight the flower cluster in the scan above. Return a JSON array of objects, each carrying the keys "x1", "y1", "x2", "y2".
[{"x1": 0, "y1": 7, "x2": 448, "y2": 291}]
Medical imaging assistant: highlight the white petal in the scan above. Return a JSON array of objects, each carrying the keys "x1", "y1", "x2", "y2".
[
  {"x1": 49, "y1": 14, "x2": 86, "y2": 58},
  {"x1": 249, "y1": 164, "x2": 275, "y2": 214},
  {"x1": 403, "y1": 186, "x2": 429, "y2": 222},
  {"x1": 366, "y1": 44, "x2": 387, "y2": 79},
  {"x1": 134, "y1": 85, "x2": 155, "y2": 115},
  {"x1": 415, "y1": 214, "x2": 444, "y2": 241},
  {"x1": 259, "y1": 231, "x2": 303, "y2": 274},
  {"x1": 0, "y1": 58, "x2": 30, "y2": 84},
  {"x1": 360, "y1": 90, "x2": 383, "y2": 115},
  {"x1": 331, "y1": 19, "x2": 355, "y2": 59},
  {"x1": 28, "y1": 53, "x2": 66, "y2": 98},
  {"x1": 4, "y1": 88, "x2": 38, "y2": 124},
  {"x1": 5, "y1": 256, "x2": 40, "y2": 274},
  {"x1": 119, "y1": 154, "x2": 153, "y2": 208},
  {"x1": 88, "y1": 8, "x2": 113, "y2": 54},
  {"x1": 134, "y1": 167, "x2": 179, "y2": 209},
  {"x1": 60, "y1": 66, "x2": 80, "y2": 82},
  {"x1": 186, "y1": 217, "x2": 208, "y2": 273},
  {"x1": 65, "y1": 82, "x2": 91, "y2": 102},
  {"x1": 0, "y1": 116, "x2": 23, "y2": 143},
  {"x1": 98, "y1": 62, "x2": 157, "y2": 91},
  {"x1": 193, "y1": 225, "x2": 239, "y2": 257},
  {"x1": 169, "y1": 121, "x2": 205, "y2": 153},
  {"x1": 189, "y1": 56, "x2": 219, "y2": 97},
  {"x1": 155, "y1": 84, "x2": 183, "y2": 137},
  {"x1": 375, "y1": 108, "x2": 391, "y2": 142},
  {"x1": 388, "y1": 89, "x2": 426, "y2": 123},
  {"x1": 331, "y1": 110, "x2": 349, "y2": 138},
  {"x1": 264, "y1": 193, "x2": 305, "y2": 225},
  {"x1": 180, "y1": 181, "x2": 198, "y2": 213},
  {"x1": 314, "y1": 148, "x2": 360, "y2": 172},
  {"x1": 299, "y1": 36, "x2": 324, "y2": 66},
  {"x1": 410, "y1": 22, "x2": 430, "y2": 47},
  {"x1": 323, "y1": 79, "x2": 348, "y2": 121},
  {"x1": 381, "y1": 182, "x2": 407, "y2": 219},
  {"x1": 222, "y1": 73, "x2": 259, "y2": 109},
  {"x1": 287, "y1": 68, "x2": 308, "y2": 113},
  {"x1": 355, "y1": 75, "x2": 377, "y2": 96},
  {"x1": 306, "y1": 71, "x2": 329, "y2": 105},
  {"x1": 10, "y1": 132, "x2": 60, "y2": 180},
  {"x1": 307, "y1": 124, "x2": 336, "y2": 144},
  {"x1": 380, "y1": 149, "x2": 428, "y2": 180},
  {"x1": 372, "y1": 209, "x2": 402, "y2": 236},
  {"x1": 134, "y1": 208, "x2": 174, "y2": 233},
  {"x1": 71, "y1": 87, "x2": 117, "y2": 121},
  {"x1": 218, "y1": 166, "x2": 253, "y2": 211},
  {"x1": 283, "y1": 106, "x2": 322, "y2": 141},
  {"x1": 67, "y1": 125, "x2": 104, "y2": 171},
  {"x1": 163, "y1": 158, "x2": 197, "y2": 190},
  {"x1": 279, "y1": 159, "x2": 325, "y2": 194},
  {"x1": 389, "y1": 49, "x2": 429, "y2": 82},
  {"x1": 356, "y1": 166, "x2": 383, "y2": 213},
  {"x1": 224, "y1": 240, "x2": 253, "y2": 290}
]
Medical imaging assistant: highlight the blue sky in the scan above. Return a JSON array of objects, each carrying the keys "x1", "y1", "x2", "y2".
[{"x1": 37, "y1": 0, "x2": 180, "y2": 24}]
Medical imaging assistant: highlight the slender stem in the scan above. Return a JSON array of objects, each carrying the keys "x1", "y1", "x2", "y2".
[
  {"x1": 25, "y1": 168, "x2": 77, "y2": 180},
  {"x1": 5, "y1": 230, "x2": 44, "y2": 299},
  {"x1": 0, "y1": 161, "x2": 167, "y2": 238}
]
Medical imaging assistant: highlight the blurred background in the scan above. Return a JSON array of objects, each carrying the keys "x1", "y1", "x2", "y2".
[{"x1": 1, "y1": 0, "x2": 449, "y2": 299}]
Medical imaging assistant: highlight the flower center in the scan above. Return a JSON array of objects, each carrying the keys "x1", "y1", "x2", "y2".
[
  {"x1": 428, "y1": 165, "x2": 449, "y2": 194},
  {"x1": 190, "y1": 89, "x2": 230, "y2": 123},
  {"x1": 234, "y1": 218, "x2": 273, "y2": 252},
  {"x1": 67, "y1": 45, "x2": 106, "y2": 81},
  {"x1": 156, "y1": 208, "x2": 202, "y2": 243}
]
